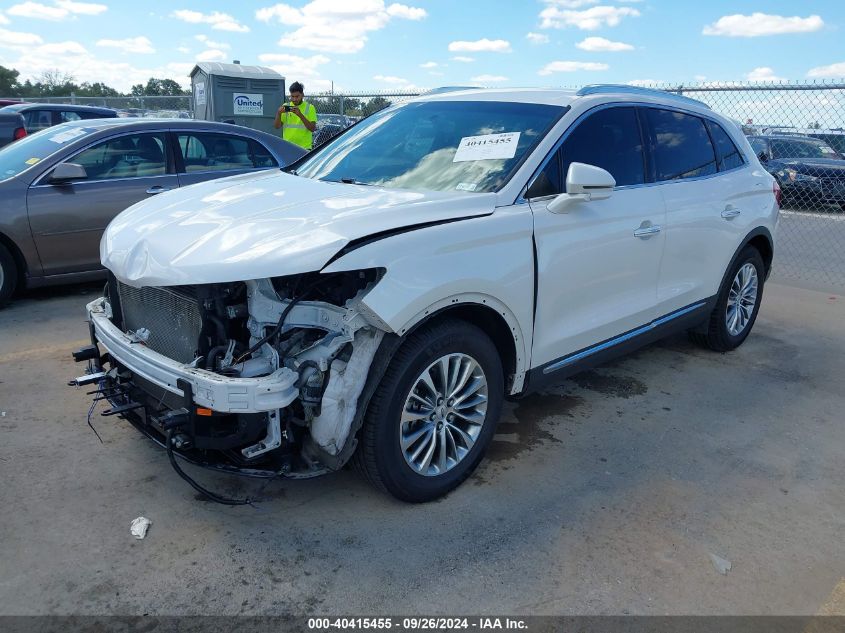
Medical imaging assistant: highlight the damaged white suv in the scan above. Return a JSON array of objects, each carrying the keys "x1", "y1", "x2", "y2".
[{"x1": 75, "y1": 86, "x2": 778, "y2": 502}]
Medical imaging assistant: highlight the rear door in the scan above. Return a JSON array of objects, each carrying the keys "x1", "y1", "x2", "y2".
[
  {"x1": 528, "y1": 105, "x2": 667, "y2": 368},
  {"x1": 644, "y1": 108, "x2": 752, "y2": 313},
  {"x1": 26, "y1": 131, "x2": 177, "y2": 274},
  {"x1": 174, "y1": 131, "x2": 278, "y2": 187}
]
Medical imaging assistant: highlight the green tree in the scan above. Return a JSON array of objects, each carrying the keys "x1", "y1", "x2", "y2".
[
  {"x1": 361, "y1": 96, "x2": 391, "y2": 117},
  {"x1": 0, "y1": 65, "x2": 20, "y2": 96}
]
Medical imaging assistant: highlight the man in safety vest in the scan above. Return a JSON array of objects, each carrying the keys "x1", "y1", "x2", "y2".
[{"x1": 274, "y1": 81, "x2": 317, "y2": 150}]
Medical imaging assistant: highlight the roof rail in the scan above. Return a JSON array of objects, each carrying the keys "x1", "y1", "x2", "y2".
[
  {"x1": 576, "y1": 84, "x2": 711, "y2": 109},
  {"x1": 425, "y1": 86, "x2": 481, "y2": 95}
]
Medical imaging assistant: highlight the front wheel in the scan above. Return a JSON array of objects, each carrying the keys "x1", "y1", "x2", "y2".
[
  {"x1": 689, "y1": 246, "x2": 765, "y2": 352},
  {"x1": 355, "y1": 319, "x2": 504, "y2": 502}
]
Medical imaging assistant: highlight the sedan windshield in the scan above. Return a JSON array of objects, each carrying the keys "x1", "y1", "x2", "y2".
[
  {"x1": 295, "y1": 101, "x2": 564, "y2": 193},
  {"x1": 771, "y1": 138, "x2": 842, "y2": 161},
  {"x1": 0, "y1": 124, "x2": 96, "y2": 179}
]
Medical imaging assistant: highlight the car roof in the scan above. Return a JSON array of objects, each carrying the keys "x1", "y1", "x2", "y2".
[{"x1": 1, "y1": 103, "x2": 117, "y2": 114}]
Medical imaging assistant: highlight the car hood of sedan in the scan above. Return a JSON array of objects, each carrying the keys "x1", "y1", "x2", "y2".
[{"x1": 102, "y1": 170, "x2": 496, "y2": 287}]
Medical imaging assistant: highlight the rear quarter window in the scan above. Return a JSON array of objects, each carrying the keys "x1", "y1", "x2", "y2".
[{"x1": 706, "y1": 120, "x2": 745, "y2": 172}]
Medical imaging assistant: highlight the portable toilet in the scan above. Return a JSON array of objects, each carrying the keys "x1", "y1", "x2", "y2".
[{"x1": 190, "y1": 62, "x2": 285, "y2": 134}]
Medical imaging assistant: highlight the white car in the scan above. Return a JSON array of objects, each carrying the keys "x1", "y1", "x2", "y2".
[{"x1": 75, "y1": 85, "x2": 779, "y2": 503}]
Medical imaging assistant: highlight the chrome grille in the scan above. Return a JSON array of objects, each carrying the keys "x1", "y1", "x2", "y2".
[{"x1": 116, "y1": 283, "x2": 202, "y2": 363}]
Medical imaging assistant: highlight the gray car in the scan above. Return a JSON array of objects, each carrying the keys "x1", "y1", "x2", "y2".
[{"x1": 0, "y1": 118, "x2": 306, "y2": 304}]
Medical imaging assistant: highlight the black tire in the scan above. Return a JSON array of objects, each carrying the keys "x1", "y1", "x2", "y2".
[
  {"x1": 0, "y1": 243, "x2": 18, "y2": 306},
  {"x1": 354, "y1": 318, "x2": 504, "y2": 502},
  {"x1": 689, "y1": 246, "x2": 765, "y2": 352}
]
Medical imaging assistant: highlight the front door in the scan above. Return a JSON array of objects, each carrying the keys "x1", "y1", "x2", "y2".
[
  {"x1": 528, "y1": 105, "x2": 667, "y2": 369},
  {"x1": 27, "y1": 131, "x2": 177, "y2": 275}
]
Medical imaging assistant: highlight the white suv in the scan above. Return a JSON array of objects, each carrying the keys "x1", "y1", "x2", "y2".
[{"x1": 76, "y1": 85, "x2": 779, "y2": 503}]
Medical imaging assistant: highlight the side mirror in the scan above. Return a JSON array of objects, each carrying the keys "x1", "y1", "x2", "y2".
[
  {"x1": 49, "y1": 162, "x2": 87, "y2": 184},
  {"x1": 547, "y1": 162, "x2": 616, "y2": 214}
]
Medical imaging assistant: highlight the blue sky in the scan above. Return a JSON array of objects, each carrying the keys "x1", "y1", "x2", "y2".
[{"x1": 0, "y1": 0, "x2": 843, "y2": 94}]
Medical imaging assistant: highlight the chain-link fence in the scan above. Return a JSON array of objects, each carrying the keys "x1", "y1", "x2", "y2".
[
  {"x1": 11, "y1": 95, "x2": 194, "y2": 118},
  {"x1": 5, "y1": 83, "x2": 845, "y2": 291}
]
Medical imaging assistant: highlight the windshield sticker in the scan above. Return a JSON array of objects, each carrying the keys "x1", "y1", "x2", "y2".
[
  {"x1": 25, "y1": 157, "x2": 41, "y2": 165},
  {"x1": 820, "y1": 146, "x2": 836, "y2": 154},
  {"x1": 48, "y1": 128, "x2": 88, "y2": 144},
  {"x1": 453, "y1": 132, "x2": 520, "y2": 162},
  {"x1": 456, "y1": 182, "x2": 478, "y2": 191}
]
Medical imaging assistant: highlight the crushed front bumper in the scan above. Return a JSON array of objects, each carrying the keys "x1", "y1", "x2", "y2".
[{"x1": 86, "y1": 297, "x2": 298, "y2": 413}]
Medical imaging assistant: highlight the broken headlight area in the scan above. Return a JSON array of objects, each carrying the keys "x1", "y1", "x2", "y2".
[{"x1": 73, "y1": 268, "x2": 387, "y2": 490}]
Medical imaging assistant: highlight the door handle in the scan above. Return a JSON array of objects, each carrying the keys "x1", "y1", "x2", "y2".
[
  {"x1": 633, "y1": 224, "x2": 662, "y2": 239},
  {"x1": 721, "y1": 207, "x2": 741, "y2": 219},
  {"x1": 146, "y1": 186, "x2": 171, "y2": 195}
]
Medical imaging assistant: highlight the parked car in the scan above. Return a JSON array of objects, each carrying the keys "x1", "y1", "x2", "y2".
[
  {"x1": 748, "y1": 134, "x2": 845, "y2": 210},
  {"x1": 0, "y1": 112, "x2": 26, "y2": 148},
  {"x1": 0, "y1": 118, "x2": 306, "y2": 303},
  {"x1": 0, "y1": 103, "x2": 117, "y2": 134},
  {"x1": 74, "y1": 85, "x2": 777, "y2": 503},
  {"x1": 312, "y1": 113, "x2": 351, "y2": 147},
  {"x1": 0, "y1": 99, "x2": 23, "y2": 107}
]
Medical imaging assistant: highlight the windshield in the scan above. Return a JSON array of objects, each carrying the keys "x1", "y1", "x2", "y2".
[
  {"x1": 295, "y1": 100, "x2": 564, "y2": 193},
  {"x1": 771, "y1": 138, "x2": 842, "y2": 160},
  {"x1": 0, "y1": 123, "x2": 96, "y2": 179}
]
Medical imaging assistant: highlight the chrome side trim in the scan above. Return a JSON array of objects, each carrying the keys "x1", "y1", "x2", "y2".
[{"x1": 542, "y1": 301, "x2": 707, "y2": 375}]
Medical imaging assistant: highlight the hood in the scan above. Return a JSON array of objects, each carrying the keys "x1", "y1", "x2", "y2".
[{"x1": 102, "y1": 170, "x2": 496, "y2": 287}]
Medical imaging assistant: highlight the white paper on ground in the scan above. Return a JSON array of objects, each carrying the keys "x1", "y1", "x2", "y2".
[
  {"x1": 453, "y1": 132, "x2": 520, "y2": 162},
  {"x1": 130, "y1": 516, "x2": 152, "y2": 540}
]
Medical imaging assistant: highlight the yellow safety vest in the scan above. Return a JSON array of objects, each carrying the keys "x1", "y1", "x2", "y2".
[{"x1": 281, "y1": 100, "x2": 317, "y2": 150}]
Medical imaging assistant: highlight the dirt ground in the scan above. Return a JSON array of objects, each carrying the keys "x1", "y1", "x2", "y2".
[{"x1": 0, "y1": 281, "x2": 843, "y2": 615}]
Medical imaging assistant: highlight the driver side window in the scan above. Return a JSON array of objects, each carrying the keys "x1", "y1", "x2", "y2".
[{"x1": 527, "y1": 106, "x2": 645, "y2": 198}]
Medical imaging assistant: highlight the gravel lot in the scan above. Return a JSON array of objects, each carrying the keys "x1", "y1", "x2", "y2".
[{"x1": 0, "y1": 279, "x2": 843, "y2": 616}]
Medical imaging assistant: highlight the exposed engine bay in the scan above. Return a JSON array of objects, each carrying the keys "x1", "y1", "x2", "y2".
[{"x1": 73, "y1": 269, "x2": 390, "y2": 493}]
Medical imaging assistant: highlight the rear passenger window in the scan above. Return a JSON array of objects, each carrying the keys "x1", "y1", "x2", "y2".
[
  {"x1": 646, "y1": 109, "x2": 717, "y2": 180},
  {"x1": 560, "y1": 107, "x2": 645, "y2": 189},
  {"x1": 60, "y1": 111, "x2": 82, "y2": 123},
  {"x1": 177, "y1": 133, "x2": 258, "y2": 172},
  {"x1": 707, "y1": 121, "x2": 745, "y2": 171}
]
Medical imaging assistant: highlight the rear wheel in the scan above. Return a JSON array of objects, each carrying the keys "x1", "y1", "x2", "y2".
[
  {"x1": 0, "y1": 243, "x2": 18, "y2": 306},
  {"x1": 689, "y1": 246, "x2": 765, "y2": 352},
  {"x1": 355, "y1": 319, "x2": 504, "y2": 502}
]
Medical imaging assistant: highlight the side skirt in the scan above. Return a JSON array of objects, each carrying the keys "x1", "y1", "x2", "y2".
[{"x1": 519, "y1": 297, "x2": 716, "y2": 395}]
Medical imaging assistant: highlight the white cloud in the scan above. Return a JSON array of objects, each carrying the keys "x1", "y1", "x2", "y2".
[
  {"x1": 258, "y1": 52, "x2": 332, "y2": 92},
  {"x1": 96, "y1": 36, "x2": 155, "y2": 54},
  {"x1": 0, "y1": 27, "x2": 44, "y2": 46},
  {"x1": 176, "y1": 46, "x2": 190, "y2": 54},
  {"x1": 37, "y1": 40, "x2": 87, "y2": 55},
  {"x1": 526, "y1": 32, "x2": 549, "y2": 44},
  {"x1": 538, "y1": 60, "x2": 609, "y2": 75},
  {"x1": 542, "y1": 0, "x2": 599, "y2": 6},
  {"x1": 694, "y1": 74, "x2": 707, "y2": 82},
  {"x1": 448, "y1": 38, "x2": 511, "y2": 53},
  {"x1": 7, "y1": 2, "x2": 68, "y2": 20},
  {"x1": 451, "y1": 56, "x2": 474, "y2": 63},
  {"x1": 807, "y1": 62, "x2": 845, "y2": 78},
  {"x1": 576, "y1": 36, "x2": 633, "y2": 51},
  {"x1": 746, "y1": 67, "x2": 785, "y2": 82},
  {"x1": 171, "y1": 10, "x2": 249, "y2": 33},
  {"x1": 6, "y1": 0, "x2": 106, "y2": 21},
  {"x1": 703, "y1": 13, "x2": 823, "y2": 37},
  {"x1": 428, "y1": 71, "x2": 443, "y2": 76},
  {"x1": 540, "y1": 6, "x2": 640, "y2": 30},
  {"x1": 420, "y1": 61, "x2": 438, "y2": 68},
  {"x1": 196, "y1": 49, "x2": 227, "y2": 62},
  {"x1": 54, "y1": 0, "x2": 107, "y2": 15},
  {"x1": 195, "y1": 34, "x2": 230, "y2": 49},
  {"x1": 374, "y1": 74, "x2": 408, "y2": 84},
  {"x1": 386, "y1": 3, "x2": 426, "y2": 20},
  {"x1": 0, "y1": 14, "x2": 8, "y2": 25},
  {"x1": 471, "y1": 74, "x2": 508, "y2": 83},
  {"x1": 256, "y1": 1, "x2": 426, "y2": 54}
]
